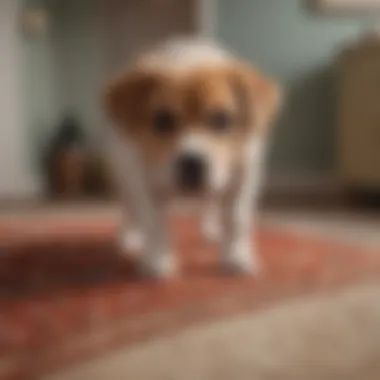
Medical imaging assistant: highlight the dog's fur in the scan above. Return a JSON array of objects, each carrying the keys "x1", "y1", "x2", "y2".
[{"x1": 104, "y1": 38, "x2": 282, "y2": 277}]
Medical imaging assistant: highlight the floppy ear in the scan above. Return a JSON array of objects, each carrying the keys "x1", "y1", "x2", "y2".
[
  {"x1": 104, "y1": 70, "x2": 158, "y2": 129},
  {"x1": 231, "y1": 64, "x2": 282, "y2": 133}
]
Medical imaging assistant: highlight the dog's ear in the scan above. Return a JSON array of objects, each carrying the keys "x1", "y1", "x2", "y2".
[
  {"x1": 104, "y1": 70, "x2": 158, "y2": 129},
  {"x1": 230, "y1": 64, "x2": 282, "y2": 133}
]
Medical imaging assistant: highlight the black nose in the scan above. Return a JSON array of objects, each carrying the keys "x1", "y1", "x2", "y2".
[{"x1": 176, "y1": 153, "x2": 205, "y2": 191}]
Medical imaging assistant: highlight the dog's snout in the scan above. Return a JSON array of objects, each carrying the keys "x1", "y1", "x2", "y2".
[{"x1": 176, "y1": 153, "x2": 206, "y2": 191}]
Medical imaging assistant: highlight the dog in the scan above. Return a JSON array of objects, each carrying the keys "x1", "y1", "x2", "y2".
[{"x1": 104, "y1": 37, "x2": 282, "y2": 278}]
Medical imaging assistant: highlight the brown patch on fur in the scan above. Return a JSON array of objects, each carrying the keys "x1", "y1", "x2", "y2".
[
  {"x1": 227, "y1": 64, "x2": 282, "y2": 133},
  {"x1": 104, "y1": 64, "x2": 282, "y2": 165},
  {"x1": 104, "y1": 71, "x2": 163, "y2": 129}
]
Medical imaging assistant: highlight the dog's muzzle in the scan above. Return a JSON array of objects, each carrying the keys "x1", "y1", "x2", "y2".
[{"x1": 175, "y1": 153, "x2": 206, "y2": 192}]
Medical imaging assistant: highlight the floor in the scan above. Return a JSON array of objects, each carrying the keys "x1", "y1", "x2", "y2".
[{"x1": 0, "y1": 204, "x2": 379, "y2": 380}]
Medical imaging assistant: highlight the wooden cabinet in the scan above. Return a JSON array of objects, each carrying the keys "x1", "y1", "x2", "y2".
[{"x1": 337, "y1": 37, "x2": 380, "y2": 190}]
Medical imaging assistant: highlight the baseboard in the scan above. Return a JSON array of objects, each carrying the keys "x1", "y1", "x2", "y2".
[
  {"x1": 0, "y1": 175, "x2": 44, "y2": 202},
  {"x1": 262, "y1": 171, "x2": 341, "y2": 206},
  {"x1": 264, "y1": 171, "x2": 338, "y2": 194}
]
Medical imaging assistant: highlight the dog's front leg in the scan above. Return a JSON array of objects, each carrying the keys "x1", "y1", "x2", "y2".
[
  {"x1": 119, "y1": 193, "x2": 145, "y2": 253},
  {"x1": 137, "y1": 192, "x2": 176, "y2": 278},
  {"x1": 201, "y1": 199, "x2": 221, "y2": 243},
  {"x1": 220, "y1": 142, "x2": 264, "y2": 275},
  {"x1": 113, "y1": 137, "x2": 176, "y2": 278},
  {"x1": 121, "y1": 185, "x2": 175, "y2": 278}
]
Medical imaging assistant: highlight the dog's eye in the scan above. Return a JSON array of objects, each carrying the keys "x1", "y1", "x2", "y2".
[
  {"x1": 209, "y1": 110, "x2": 232, "y2": 132},
  {"x1": 153, "y1": 109, "x2": 177, "y2": 134}
]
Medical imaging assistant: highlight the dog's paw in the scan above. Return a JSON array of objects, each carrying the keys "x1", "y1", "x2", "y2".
[
  {"x1": 201, "y1": 218, "x2": 221, "y2": 243},
  {"x1": 220, "y1": 244, "x2": 261, "y2": 276},
  {"x1": 138, "y1": 253, "x2": 177, "y2": 279},
  {"x1": 118, "y1": 229, "x2": 144, "y2": 253}
]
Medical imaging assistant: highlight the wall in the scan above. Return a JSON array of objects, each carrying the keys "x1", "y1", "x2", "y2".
[
  {"x1": 22, "y1": 0, "x2": 60, "y2": 170},
  {"x1": 104, "y1": 0, "x2": 196, "y2": 70},
  {"x1": 49, "y1": 0, "x2": 107, "y2": 145},
  {"x1": 0, "y1": 0, "x2": 40, "y2": 198},
  {"x1": 217, "y1": 0, "x2": 365, "y2": 178},
  {"x1": 50, "y1": 0, "x2": 196, "y2": 146}
]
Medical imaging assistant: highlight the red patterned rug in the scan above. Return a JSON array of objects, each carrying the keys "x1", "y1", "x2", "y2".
[{"x1": 0, "y1": 216, "x2": 380, "y2": 380}]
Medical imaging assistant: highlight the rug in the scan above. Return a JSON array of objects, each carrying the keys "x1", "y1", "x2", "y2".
[
  {"x1": 45, "y1": 281, "x2": 380, "y2": 380},
  {"x1": 0, "y1": 216, "x2": 379, "y2": 380}
]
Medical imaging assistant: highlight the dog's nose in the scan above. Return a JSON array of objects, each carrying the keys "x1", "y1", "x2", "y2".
[{"x1": 176, "y1": 153, "x2": 206, "y2": 191}]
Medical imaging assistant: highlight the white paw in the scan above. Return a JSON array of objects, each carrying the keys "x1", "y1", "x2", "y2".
[
  {"x1": 138, "y1": 253, "x2": 177, "y2": 279},
  {"x1": 202, "y1": 219, "x2": 221, "y2": 243},
  {"x1": 220, "y1": 244, "x2": 261, "y2": 276},
  {"x1": 118, "y1": 229, "x2": 144, "y2": 253}
]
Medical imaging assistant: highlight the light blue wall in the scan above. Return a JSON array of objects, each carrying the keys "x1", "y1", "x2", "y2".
[
  {"x1": 51, "y1": 0, "x2": 108, "y2": 149},
  {"x1": 22, "y1": 0, "x2": 60, "y2": 169},
  {"x1": 217, "y1": 0, "x2": 366, "y2": 174},
  {"x1": 22, "y1": 0, "x2": 109, "y2": 168}
]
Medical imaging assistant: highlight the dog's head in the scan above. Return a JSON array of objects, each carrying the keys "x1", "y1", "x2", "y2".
[{"x1": 104, "y1": 63, "x2": 281, "y2": 195}]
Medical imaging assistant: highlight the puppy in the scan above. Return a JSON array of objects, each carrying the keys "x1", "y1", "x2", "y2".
[{"x1": 104, "y1": 38, "x2": 282, "y2": 278}]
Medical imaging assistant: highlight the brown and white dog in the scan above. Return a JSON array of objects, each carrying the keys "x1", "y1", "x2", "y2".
[{"x1": 104, "y1": 38, "x2": 282, "y2": 278}]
